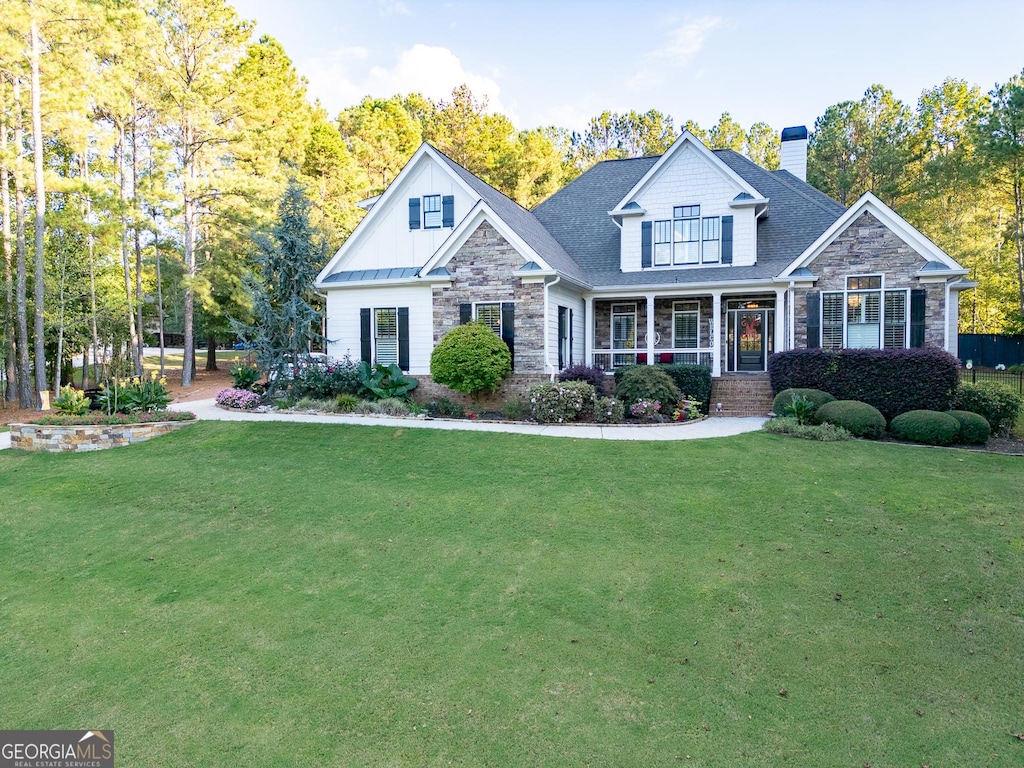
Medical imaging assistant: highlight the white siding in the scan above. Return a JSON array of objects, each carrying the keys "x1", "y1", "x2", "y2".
[
  {"x1": 547, "y1": 282, "x2": 586, "y2": 371},
  {"x1": 621, "y1": 143, "x2": 757, "y2": 272},
  {"x1": 327, "y1": 155, "x2": 478, "y2": 274},
  {"x1": 324, "y1": 284, "x2": 434, "y2": 374}
]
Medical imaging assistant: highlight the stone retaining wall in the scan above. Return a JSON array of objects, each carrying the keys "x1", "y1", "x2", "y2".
[{"x1": 10, "y1": 420, "x2": 193, "y2": 452}]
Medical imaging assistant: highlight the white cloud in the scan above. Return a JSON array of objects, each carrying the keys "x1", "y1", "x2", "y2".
[
  {"x1": 650, "y1": 16, "x2": 722, "y2": 67},
  {"x1": 629, "y1": 16, "x2": 722, "y2": 92},
  {"x1": 303, "y1": 44, "x2": 510, "y2": 120},
  {"x1": 376, "y1": 0, "x2": 410, "y2": 15}
]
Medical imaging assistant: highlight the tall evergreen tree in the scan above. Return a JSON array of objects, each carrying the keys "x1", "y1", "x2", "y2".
[{"x1": 241, "y1": 179, "x2": 324, "y2": 396}]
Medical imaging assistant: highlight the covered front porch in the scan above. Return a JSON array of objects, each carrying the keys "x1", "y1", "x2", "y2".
[{"x1": 585, "y1": 289, "x2": 788, "y2": 376}]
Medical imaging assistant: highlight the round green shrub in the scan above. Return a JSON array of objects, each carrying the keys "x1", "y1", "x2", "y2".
[
  {"x1": 889, "y1": 410, "x2": 960, "y2": 446},
  {"x1": 430, "y1": 322, "x2": 512, "y2": 396},
  {"x1": 593, "y1": 396, "x2": 625, "y2": 424},
  {"x1": 816, "y1": 400, "x2": 887, "y2": 439},
  {"x1": 772, "y1": 388, "x2": 835, "y2": 419},
  {"x1": 947, "y1": 409, "x2": 991, "y2": 445},
  {"x1": 615, "y1": 366, "x2": 680, "y2": 416},
  {"x1": 954, "y1": 381, "x2": 1023, "y2": 436}
]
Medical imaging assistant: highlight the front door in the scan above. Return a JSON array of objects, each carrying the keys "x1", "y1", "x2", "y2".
[{"x1": 736, "y1": 310, "x2": 765, "y2": 371}]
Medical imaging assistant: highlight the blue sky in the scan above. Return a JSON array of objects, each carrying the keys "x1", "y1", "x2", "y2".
[{"x1": 232, "y1": 0, "x2": 1024, "y2": 134}]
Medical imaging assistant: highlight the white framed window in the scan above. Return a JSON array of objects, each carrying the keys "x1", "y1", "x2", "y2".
[
  {"x1": 821, "y1": 276, "x2": 910, "y2": 351},
  {"x1": 474, "y1": 302, "x2": 503, "y2": 335},
  {"x1": 611, "y1": 303, "x2": 637, "y2": 367},
  {"x1": 673, "y1": 216, "x2": 700, "y2": 265},
  {"x1": 654, "y1": 220, "x2": 672, "y2": 266},
  {"x1": 374, "y1": 308, "x2": 398, "y2": 365},
  {"x1": 672, "y1": 301, "x2": 699, "y2": 349},
  {"x1": 423, "y1": 194, "x2": 442, "y2": 228},
  {"x1": 701, "y1": 216, "x2": 721, "y2": 263}
]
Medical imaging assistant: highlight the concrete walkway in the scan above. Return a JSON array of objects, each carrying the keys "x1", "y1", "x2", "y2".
[
  {"x1": 0, "y1": 432, "x2": 9, "y2": 450},
  {"x1": 180, "y1": 398, "x2": 766, "y2": 441}
]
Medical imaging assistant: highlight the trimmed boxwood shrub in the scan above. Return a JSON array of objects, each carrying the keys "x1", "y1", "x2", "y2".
[
  {"x1": 615, "y1": 366, "x2": 680, "y2": 416},
  {"x1": 889, "y1": 410, "x2": 960, "y2": 446},
  {"x1": 558, "y1": 364, "x2": 607, "y2": 396},
  {"x1": 660, "y1": 364, "x2": 712, "y2": 414},
  {"x1": 430, "y1": 322, "x2": 512, "y2": 397},
  {"x1": 767, "y1": 348, "x2": 960, "y2": 420},
  {"x1": 771, "y1": 388, "x2": 835, "y2": 419},
  {"x1": 953, "y1": 381, "x2": 1023, "y2": 436},
  {"x1": 947, "y1": 409, "x2": 991, "y2": 445},
  {"x1": 816, "y1": 400, "x2": 887, "y2": 439}
]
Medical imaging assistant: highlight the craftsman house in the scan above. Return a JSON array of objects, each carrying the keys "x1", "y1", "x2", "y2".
[{"x1": 314, "y1": 127, "x2": 972, "y2": 404}]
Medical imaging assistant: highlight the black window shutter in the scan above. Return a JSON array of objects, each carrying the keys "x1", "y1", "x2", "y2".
[
  {"x1": 408, "y1": 198, "x2": 421, "y2": 230},
  {"x1": 721, "y1": 215, "x2": 734, "y2": 264},
  {"x1": 568, "y1": 309, "x2": 574, "y2": 366},
  {"x1": 441, "y1": 195, "x2": 454, "y2": 227},
  {"x1": 641, "y1": 221, "x2": 653, "y2": 268},
  {"x1": 557, "y1": 307, "x2": 566, "y2": 369},
  {"x1": 910, "y1": 289, "x2": 926, "y2": 348},
  {"x1": 459, "y1": 303, "x2": 472, "y2": 324},
  {"x1": 360, "y1": 308, "x2": 372, "y2": 363},
  {"x1": 805, "y1": 291, "x2": 820, "y2": 349},
  {"x1": 397, "y1": 307, "x2": 410, "y2": 371},
  {"x1": 501, "y1": 302, "x2": 515, "y2": 371}
]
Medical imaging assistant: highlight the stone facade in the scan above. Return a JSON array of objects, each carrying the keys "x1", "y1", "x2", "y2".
[
  {"x1": 11, "y1": 420, "x2": 193, "y2": 452},
  {"x1": 432, "y1": 221, "x2": 546, "y2": 373},
  {"x1": 793, "y1": 211, "x2": 946, "y2": 349}
]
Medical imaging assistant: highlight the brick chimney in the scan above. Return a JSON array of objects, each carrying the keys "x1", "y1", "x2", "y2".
[{"x1": 779, "y1": 126, "x2": 808, "y2": 181}]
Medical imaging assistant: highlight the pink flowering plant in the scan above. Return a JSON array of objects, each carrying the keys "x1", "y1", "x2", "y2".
[
  {"x1": 215, "y1": 387, "x2": 263, "y2": 410},
  {"x1": 629, "y1": 398, "x2": 661, "y2": 422}
]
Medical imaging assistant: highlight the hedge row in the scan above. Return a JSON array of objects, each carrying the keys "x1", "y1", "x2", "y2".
[{"x1": 767, "y1": 348, "x2": 960, "y2": 420}]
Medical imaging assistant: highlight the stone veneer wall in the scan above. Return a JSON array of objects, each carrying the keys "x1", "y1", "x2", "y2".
[
  {"x1": 432, "y1": 221, "x2": 546, "y2": 373},
  {"x1": 11, "y1": 420, "x2": 193, "y2": 452},
  {"x1": 793, "y1": 211, "x2": 946, "y2": 349}
]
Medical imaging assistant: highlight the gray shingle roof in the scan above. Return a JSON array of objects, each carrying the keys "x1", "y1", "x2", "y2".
[
  {"x1": 433, "y1": 148, "x2": 587, "y2": 283},
  {"x1": 532, "y1": 149, "x2": 847, "y2": 288}
]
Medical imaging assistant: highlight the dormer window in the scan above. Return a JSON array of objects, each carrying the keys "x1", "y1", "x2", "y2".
[
  {"x1": 642, "y1": 205, "x2": 733, "y2": 268},
  {"x1": 408, "y1": 195, "x2": 455, "y2": 230}
]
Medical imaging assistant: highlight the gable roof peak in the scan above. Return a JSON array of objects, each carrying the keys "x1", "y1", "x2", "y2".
[{"x1": 609, "y1": 131, "x2": 761, "y2": 213}]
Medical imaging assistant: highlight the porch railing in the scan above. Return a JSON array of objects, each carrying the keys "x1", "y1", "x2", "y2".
[{"x1": 591, "y1": 348, "x2": 714, "y2": 372}]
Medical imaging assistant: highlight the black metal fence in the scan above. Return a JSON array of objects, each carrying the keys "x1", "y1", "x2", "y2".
[
  {"x1": 958, "y1": 334, "x2": 1024, "y2": 368},
  {"x1": 960, "y1": 367, "x2": 1024, "y2": 394}
]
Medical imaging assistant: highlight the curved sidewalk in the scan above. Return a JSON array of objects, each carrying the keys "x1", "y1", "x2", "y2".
[{"x1": 180, "y1": 398, "x2": 766, "y2": 441}]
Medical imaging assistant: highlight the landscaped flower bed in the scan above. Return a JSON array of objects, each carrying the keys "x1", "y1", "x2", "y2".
[{"x1": 11, "y1": 410, "x2": 196, "y2": 453}]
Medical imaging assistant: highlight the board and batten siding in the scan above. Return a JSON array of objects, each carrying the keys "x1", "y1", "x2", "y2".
[
  {"x1": 338, "y1": 157, "x2": 478, "y2": 273},
  {"x1": 324, "y1": 284, "x2": 435, "y2": 374},
  {"x1": 620, "y1": 143, "x2": 757, "y2": 272},
  {"x1": 547, "y1": 282, "x2": 586, "y2": 371}
]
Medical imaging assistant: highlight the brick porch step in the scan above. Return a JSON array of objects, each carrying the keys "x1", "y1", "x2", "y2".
[{"x1": 710, "y1": 374, "x2": 774, "y2": 417}]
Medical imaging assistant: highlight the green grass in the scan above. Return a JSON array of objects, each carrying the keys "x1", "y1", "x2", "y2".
[
  {"x1": 2, "y1": 424, "x2": 1023, "y2": 767},
  {"x1": 144, "y1": 350, "x2": 250, "y2": 369}
]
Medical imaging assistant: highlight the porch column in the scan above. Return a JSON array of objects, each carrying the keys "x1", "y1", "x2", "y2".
[
  {"x1": 711, "y1": 291, "x2": 722, "y2": 377},
  {"x1": 584, "y1": 295, "x2": 594, "y2": 366},
  {"x1": 645, "y1": 293, "x2": 655, "y2": 365},
  {"x1": 774, "y1": 288, "x2": 787, "y2": 353}
]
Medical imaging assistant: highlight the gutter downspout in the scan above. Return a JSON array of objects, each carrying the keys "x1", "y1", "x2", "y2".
[
  {"x1": 544, "y1": 274, "x2": 561, "y2": 380},
  {"x1": 943, "y1": 279, "x2": 951, "y2": 351},
  {"x1": 788, "y1": 281, "x2": 796, "y2": 350}
]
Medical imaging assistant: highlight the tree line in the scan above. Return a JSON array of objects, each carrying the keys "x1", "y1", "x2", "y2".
[{"x1": 2, "y1": 0, "x2": 1022, "y2": 409}]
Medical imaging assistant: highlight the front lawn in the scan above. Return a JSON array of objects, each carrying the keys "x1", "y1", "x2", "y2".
[{"x1": 1, "y1": 424, "x2": 1022, "y2": 766}]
